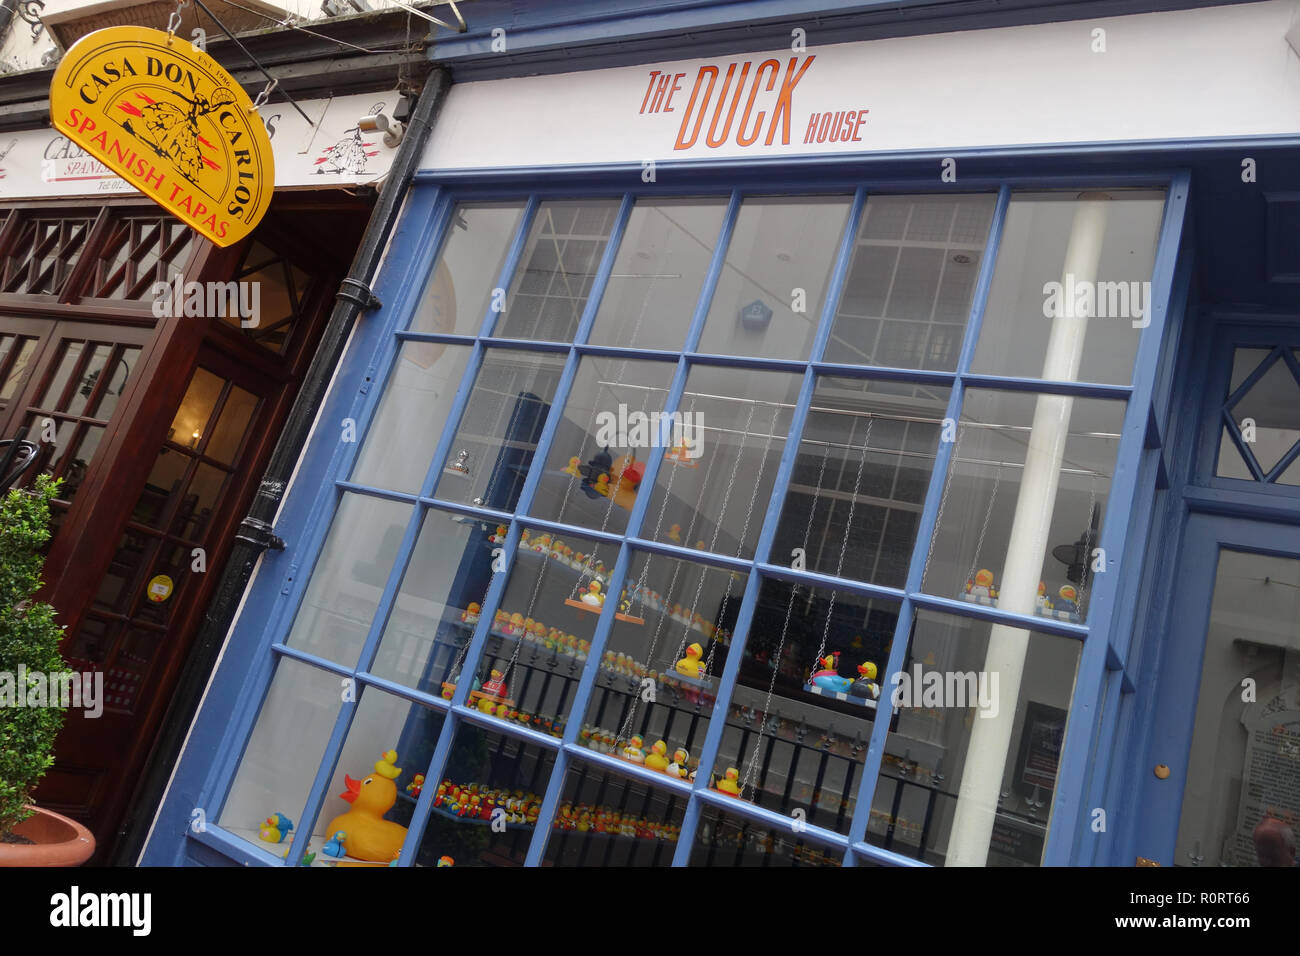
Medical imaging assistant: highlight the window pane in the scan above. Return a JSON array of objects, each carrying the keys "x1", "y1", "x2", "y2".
[
  {"x1": 62, "y1": 344, "x2": 114, "y2": 418},
  {"x1": 170, "y1": 368, "x2": 224, "y2": 449},
  {"x1": 59, "y1": 423, "x2": 105, "y2": 499},
  {"x1": 529, "y1": 355, "x2": 678, "y2": 538},
  {"x1": 696, "y1": 196, "x2": 852, "y2": 360},
  {"x1": 712, "y1": 579, "x2": 897, "y2": 835},
  {"x1": 432, "y1": 348, "x2": 565, "y2": 511},
  {"x1": 770, "y1": 376, "x2": 950, "y2": 589},
  {"x1": 204, "y1": 385, "x2": 258, "y2": 465},
  {"x1": 284, "y1": 492, "x2": 414, "y2": 666},
  {"x1": 0, "y1": 335, "x2": 38, "y2": 403},
  {"x1": 294, "y1": 685, "x2": 445, "y2": 865},
  {"x1": 133, "y1": 447, "x2": 191, "y2": 530},
  {"x1": 828, "y1": 194, "x2": 996, "y2": 371},
  {"x1": 921, "y1": 389, "x2": 1126, "y2": 625},
  {"x1": 542, "y1": 761, "x2": 686, "y2": 865},
  {"x1": 40, "y1": 341, "x2": 84, "y2": 409},
  {"x1": 690, "y1": 806, "x2": 844, "y2": 866},
  {"x1": 350, "y1": 342, "x2": 473, "y2": 495},
  {"x1": 169, "y1": 462, "x2": 227, "y2": 541},
  {"x1": 865, "y1": 609, "x2": 1080, "y2": 866},
  {"x1": 409, "y1": 202, "x2": 525, "y2": 337},
  {"x1": 497, "y1": 200, "x2": 621, "y2": 342},
  {"x1": 587, "y1": 197, "x2": 728, "y2": 352},
  {"x1": 366, "y1": 506, "x2": 504, "y2": 693},
  {"x1": 413, "y1": 724, "x2": 557, "y2": 867},
  {"x1": 93, "y1": 528, "x2": 154, "y2": 616},
  {"x1": 87, "y1": 346, "x2": 140, "y2": 422},
  {"x1": 218, "y1": 658, "x2": 345, "y2": 853},
  {"x1": 640, "y1": 364, "x2": 800, "y2": 561},
  {"x1": 1220, "y1": 351, "x2": 1300, "y2": 478},
  {"x1": 578, "y1": 549, "x2": 747, "y2": 778},
  {"x1": 971, "y1": 190, "x2": 1165, "y2": 385}
]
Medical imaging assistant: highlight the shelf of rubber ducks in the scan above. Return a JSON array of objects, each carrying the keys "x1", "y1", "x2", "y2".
[{"x1": 436, "y1": 528, "x2": 733, "y2": 735}]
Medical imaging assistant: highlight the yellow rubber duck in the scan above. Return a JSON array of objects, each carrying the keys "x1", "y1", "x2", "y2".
[
  {"x1": 581, "y1": 580, "x2": 604, "y2": 606},
  {"x1": 716, "y1": 767, "x2": 742, "y2": 796},
  {"x1": 563, "y1": 456, "x2": 581, "y2": 477},
  {"x1": 668, "y1": 523, "x2": 682, "y2": 543},
  {"x1": 675, "y1": 642, "x2": 704, "y2": 678},
  {"x1": 323, "y1": 749, "x2": 408, "y2": 862},
  {"x1": 644, "y1": 739, "x2": 670, "y2": 772},
  {"x1": 593, "y1": 473, "x2": 611, "y2": 496}
]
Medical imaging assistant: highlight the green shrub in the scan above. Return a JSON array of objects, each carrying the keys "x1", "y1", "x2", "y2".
[{"x1": 0, "y1": 475, "x2": 67, "y2": 835}]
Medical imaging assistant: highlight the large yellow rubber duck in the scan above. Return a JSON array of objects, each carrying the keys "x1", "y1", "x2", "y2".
[
  {"x1": 323, "y1": 749, "x2": 408, "y2": 863},
  {"x1": 644, "y1": 739, "x2": 670, "y2": 772},
  {"x1": 675, "y1": 642, "x2": 704, "y2": 678}
]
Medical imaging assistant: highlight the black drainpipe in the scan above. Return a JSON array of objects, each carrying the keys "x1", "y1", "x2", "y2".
[
  {"x1": 0, "y1": 1, "x2": 16, "y2": 36},
  {"x1": 108, "y1": 66, "x2": 450, "y2": 866}
]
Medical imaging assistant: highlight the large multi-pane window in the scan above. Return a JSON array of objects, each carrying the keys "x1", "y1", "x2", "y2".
[{"x1": 215, "y1": 185, "x2": 1170, "y2": 867}]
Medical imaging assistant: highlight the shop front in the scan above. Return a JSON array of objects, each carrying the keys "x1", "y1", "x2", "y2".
[
  {"x1": 0, "y1": 6, "x2": 428, "y2": 858},
  {"x1": 141, "y1": 1, "x2": 1300, "y2": 867}
]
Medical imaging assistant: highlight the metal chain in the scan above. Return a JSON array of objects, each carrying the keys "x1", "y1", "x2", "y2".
[
  {"x1": 963, "y1": 457, "x2": 1002, "y2": 597},
  {"x1": 701, "y1": 401, "x2": 781, "y2": 680},
  {"x1": 672, "y1": 399, "x2": 756, "y2": 666},
  {"x1": 741, "y1": 440, "x2": 832, "y2": 796},
  {"x1": 808, "y1": 416, "x2": 873, "y2": 673}
]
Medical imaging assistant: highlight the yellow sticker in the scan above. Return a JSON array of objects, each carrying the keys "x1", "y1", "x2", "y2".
[
  {"x1": 147, "y1": 574, "x2": 174, "y2": 603},
  {"x1": 49, "y1": 26, "x2": 274, "y2": 247}
]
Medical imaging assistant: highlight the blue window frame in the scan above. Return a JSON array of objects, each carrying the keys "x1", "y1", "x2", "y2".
[{"x1": 153, "y1": 169, "x2": 1191, "y2": 868}]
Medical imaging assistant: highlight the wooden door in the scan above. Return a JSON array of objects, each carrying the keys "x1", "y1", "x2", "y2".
[{"x1": 38, "y1": 351, "x2": 276, "y2": 834}]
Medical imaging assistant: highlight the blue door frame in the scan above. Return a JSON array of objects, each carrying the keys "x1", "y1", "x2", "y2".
[{"x1": 1131, "y1": 513, "x2": 1300, "y2": 865}]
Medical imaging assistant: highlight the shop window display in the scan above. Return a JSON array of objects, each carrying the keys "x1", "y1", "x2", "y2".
[{"x1": 210, "y1": 184, "x2": 1170, "y2": 867}]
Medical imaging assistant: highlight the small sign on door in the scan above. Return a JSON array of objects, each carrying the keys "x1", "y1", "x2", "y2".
[{"x1": 146, "y1": 574, "x2": 174, "y2": 603}]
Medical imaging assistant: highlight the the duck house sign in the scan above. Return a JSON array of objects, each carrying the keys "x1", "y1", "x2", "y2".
[{"x1": 50, "y1": 26, "x2": 273, "y2": 247}]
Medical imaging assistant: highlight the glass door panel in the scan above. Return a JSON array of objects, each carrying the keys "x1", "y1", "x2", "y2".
[{"x1": 1175, "y1": 548, "x2": 1300, "y2": 867}]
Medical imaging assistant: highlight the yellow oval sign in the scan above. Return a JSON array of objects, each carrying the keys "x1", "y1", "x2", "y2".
[
  {"x1": 147, "y1": 573, "x2": 174, "y2": 603},
  {"x1": 50, "y1": 26, "x2": 274, "y2": 247}
]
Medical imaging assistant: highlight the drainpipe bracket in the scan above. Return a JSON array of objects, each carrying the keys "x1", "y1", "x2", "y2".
[
  {"x1": 235, "y1": 515, "x2": 286, "y2": 552},
  {"x1": 336, "y1": 277, "x2": 382, "y2": 312}
]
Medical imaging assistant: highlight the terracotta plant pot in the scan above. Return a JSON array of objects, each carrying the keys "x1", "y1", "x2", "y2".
[{"x1": 0, "y1": 806, "x2": 95, "y2": 867}]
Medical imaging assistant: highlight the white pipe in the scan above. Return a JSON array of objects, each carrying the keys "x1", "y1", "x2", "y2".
[{"x1": 945, "y1": 194, "x2": 1110, "y2": 866}]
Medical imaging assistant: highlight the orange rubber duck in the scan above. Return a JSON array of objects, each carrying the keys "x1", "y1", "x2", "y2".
[{"x1": 323, "y1": 749, "x2": 408, "y2": 862}]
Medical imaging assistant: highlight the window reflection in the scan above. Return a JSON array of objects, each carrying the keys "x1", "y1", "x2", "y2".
[
  {"x1": 588, "y1": 198, "x2": 727, "y2": 352},
  {"x1": 971, "y1": 190, "x2": 1165, "y2": 386},
  {"x1": 498, "y1": 200, "x2": 621, "y2": 342},
  {"x1": 828, "y1": 194, "x2": 995, "y2": 371},
  {"x1": 697, "y1": 196, "x2": 852, "y2": 360}
]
